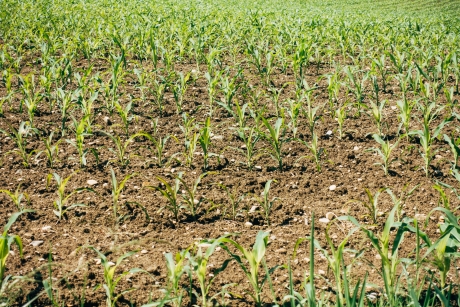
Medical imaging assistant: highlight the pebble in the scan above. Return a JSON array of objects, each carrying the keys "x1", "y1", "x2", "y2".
[
  {"x1": 318, "y1": 269, "x2": 326, "y2": 275},
  {"x1": 30, "y1": 240, "x2": 44, "y2": 247},
  {"x1": 42, "y1": 226, "x2": 52, "y2": 232},
  {"x1": 103, "y1": 116, "x2": 112, "y2": 125},
  {"x1": 414, "y1": 214, "x2": 426, "y2": 221},
  {"x1": 326, "y1": 130, "x2": 333, "y2": 136},
  {"x1": 325, "y1": 212, "x2": 334, "y2": 220},
  {"x1": 141, "y1": 250, "x2": 148, "y2": 254},
  {"x1": 244, "y1": 222, "x2": 253, "y2": 228},
  {"x1": 249, "y1": 206, "x2": 258, "y2": 213},
  {"x1": 87, "y1": 180, "x2": 98, "y2": 186},
  {"x1": 108, "y1": 262, "x2": 115, "y2": 267},
  {"x1": 276, "y1": 248, "x2": 287, "y2": 254},
  {"x1": 255, "y1": 165, "x2": 262, "y2": 171},
  {"x1": 353, "y1": 146, "x2": 360, "y2": 151},
  {"x1": 319, "y1": 218, "x2": 330, "y2": 224},
  {"x1": 329, "y1": 185, "x2": 336, "y2": 191}
]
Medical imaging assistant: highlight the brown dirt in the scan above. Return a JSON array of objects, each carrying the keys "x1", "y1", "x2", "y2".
[{"x1": 0, "y1": 57, "x2": 459, "y2": 306}]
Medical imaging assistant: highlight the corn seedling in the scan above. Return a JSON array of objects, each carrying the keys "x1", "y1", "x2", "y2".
[
  {"x1": 409, "y1": 118, "x2": 451, "y2": 177},
  {"x1": 443, "y1": 134, "x2": 460, "y2": 169},
  {"x1": 368, "y1": 134, "x2": 399, "y2": 176},
  {"x1": 147, "y1": 173, "x2": 183, "y2": 223},
  {"x1": 368, "y1": 100, "x2": 386, "y2": 136},
  {"x1": 177, "y1": 172, "x2": 207, "y2": 220},
  {"x1": 114, "y1": 101, "x2": 133, "y2": 136},
  {"x1": 0, "y1": 121, "x2": 38, "y2": 168},
  {"x1": 163, "y1": 250, "x2": 190, "y2": 307},
  {"x1": 0, "y1": 184, "x2": 31, "y2": 213},
  {"x1": 36, "y1": 132, "x2": 62, "y2": 168},
  {"x1": 260, "y1": 117, "x2": 286, "y2": 171},
  {"x1": 99, "y1": 131, "x2": 143, "y2": 167},
  {"x1": 345, "y1": 204, "x2": 407, "y2": 306},
  {"x1": 0, "y1": 211, "x2": 32, "y2": 291},
  {"x1": 228, "y1": 127, "x2": 261, "y2": 170},
  {"x1": 218, "y1": 184, "x2": 245, "y2": 221},
  {"x1": 47, "y1": 172, "x2": 93, "y2": 220},
  {"x1": 220, "y1": 231, "x2": 280, "y2": 307},
  {"x1": 138, "y1": 132, "x2": 177, "y2": 167},
  {"x1": 253, "y1": 180, "x2": 278, "y2": 226},
  {"x1": 349, "y1": 187, "x2": 388, "y2": 224},
  {"x1": 56, "y1": 88, "x2": 76, "y2": 137},
  {"x1": 90, "y1": 247, "x2": 143, "y2": 307},
  {"x1": 396, "y1": 99, "x2": 415, "y2": 137},
  {"x1": 66, "y1": 115, "x2": 99, "y2": 167},
  {"x1": 198, "y1": 117, "x2": 219, "y2": 171},
  {"x1": 297, "y1": 132, "x2": 323, "y2": 172},
  {"x1": 285, "y1": 98, "x2": 303, "y2": 138},
  {"x1": 187, "y1": 237, "x2": 231, "y2": 307},
  {"x1": 335, "y1": 105, "x2": 347, "y2": 140},
  {"x1": 109, "y1": 168, "x2": 137, "y2": 224},
  {"x1": 172, "y1": 71, "x2": 190, "y2": 114}
]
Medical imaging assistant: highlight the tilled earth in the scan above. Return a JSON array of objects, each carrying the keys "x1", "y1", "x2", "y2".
[{"x1": 1, "y1": 59, "x2": 459, "y2": 306}]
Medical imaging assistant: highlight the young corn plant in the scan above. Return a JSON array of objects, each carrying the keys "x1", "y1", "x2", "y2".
[
  {"x1": 0, "y1": 184, "x2": 31, "y2": 213},
  {"x1": 335, "y1": 105, "x2": 347, "y2": 140},
  {"x1": 253, "y1": 180, "x2": 278, "y2": 226},
  {"x1": 138, "y1": 132, "x2": 177, "y2": 167},
  {"x1": 303, "y1": 93, "x2": 321, "y2": 137},
  {"x1": 177, "y1": 173, "x2": 207, "y2": 221},
  {"x1": 218, "y1": 184, "x2": 245, "y2": 221},
  {"x1": 229, "y1": 127, "x2": 261, "y2": 170},
  {"x1": 187, "y1": 237, "x2": 231, "y2": 307},
  {"x1": 369, "y1": 134, "x2": 399, "y2": 176},
  {"x1": 349, "y1": 187, "x2": 388, "y2": 224},
  {"x1": 90, "y1": 247, "x2": 143, "y2": 307},
  {"x1": 99, "y1": 131, "x2": 143, "y2": 167},
  {"x1": 409, "y1": 118, "x2": 451, "y2": 177},
  {"x1": 0, "y1": 211, "x2": 32, "y2": 291},
  {"x1": 172, "y1": 71, "x2": 190, "y2": 114},
  {"x1": 443, "y1": 134, "x2": 460, "y2": 169},
  {"x1": 285, "y1": 99, "x2": 303, "y2": 138},
  {"x1": 343, "y1": 66, "x2": 368, "y2": 116},
  {"x1": 36, "y1": 132, "x2": 62, "y2": 168},
  {"x1": 163, "y1": 250, "x2": 190, "y2": 307},
  {"x1": 19, "y1": 74, "x2": 43, "y2": 127},
  {"x1": 147, "y1": 173, "x2": 183, "y2": 224},
  {"x1": 220, "y1": 231, "x2": 278, "y2": 307},
  {"x1": 297, "y1": 132, "x2": 323, "y2": 172},
  {"x1": 56, "y1": 88, "x2": 76, "y2": 137},
  {"x1": 368, "y1": 100, "x2": 386, "y2": 136},
  {"x1": 0, "y1": 121, "x2": 38, "y2": 168},
  {"x1": 109, "y1": 168, "x2": 137, "y2": 224},
  {"x1": 345, "y1": 205, "x2": 407, "y2": 307},
  {"x1": 114, "y1": 101, "x2": 134, "y2": 136},
  {"x1": 260, "y1": 117, "x2": 287, "y2": 171},
  {"x1": 311, "y1": 219, "x2": 360, "y2": 307},
  {"x1": 204, "y1": 72, "x2": 220, "y2": 116},
  {"x1": 396, "y1": 99, "x2": 415, "y2": 138},
  {"x1": 67, "y1": 115, "x2": 98, "y2": 168},
  {"x1": 47, "y1": 172, "x2": 93, "y2": 221},
  {"x1": 198, "y1": 117, "x2": 219, "y2": 171}
]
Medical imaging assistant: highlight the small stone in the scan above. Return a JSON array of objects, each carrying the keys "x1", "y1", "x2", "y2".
[
  {"x1": 94, "y1": 258, "x2": 101, "y2": 265},
  {"x1": 255, "y1": 165, "x2": 262, "y2": 171},
  {"x1": 249, "y1": 206, "x2": 258, "y2": 213},
  {"x1": 276, "y1": 248, "x2": 287, "y2": 254},
  {"x1": 270, "y1": 235, "x2": 276, "y2": 240},
  {"x1": 103, "y1": 116, "x2": 112, "y2": 125},
  {"x1": 244, "y1": 222, "x2": 253, "y2": 228},
  {"x1": 42, "y1": 226, "x2": 52, "y2": 231},
  {"x1": 108, "y1": 262, "x2": 115, "y2": 267},
  {"x1": 414, "y1": 214, "x2": 426, "y2": 221},
  {"x1": 103, "y1": 183, "x2": 108, "y2": 188},
  {"x1": 353, "y1": 146, "x2": 359, "y2": 151},
  {"x1": 326, "y1": 130, "x2": 333, "y2": 136},
  {"x1": 30, "y1": 240, "x2": 44, "y2": 247},
  {"x1": 375, "y1": 254, "x2": 382, "y2": 260},
  {"x1": 319, "y1": 218, "x2": 330, "y2": 224},
  {"x1": 390, "y1": 106, "x2": 397, "y2": 110},
  {"x1": 87, "y1": 180, "x2": 98, "y2": 186},
  {"x1": 329, "y1": 185, "x2": 336, "y2": 191},
  {"x1": 325, "y1": 212, "x2": 334, "y2": 220},
  {"x1": 318, "y1": 269, "x2": 326, "y2": 275}
]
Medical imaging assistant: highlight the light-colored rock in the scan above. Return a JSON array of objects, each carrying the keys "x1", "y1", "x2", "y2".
[
  {"x1": 30, "y1": 240, "x2": 44, "y2": 247},
  {"x1": 325, "y1": 212, "x2": 334, "y2": 220},
  {"x1": 87, "y1": 179, "x2": 98, "y2": 186},
  {"x1": 329, "y1": 185, "x2": 336, "y2": 191},
  {"x1": 319, "y1": 218, "x2": 330, "y2": 224},
  {"x1": 244, "y1": 222, "x2": 253, "y2": 228},
  {"x1": 249, "y1": 206, "x2": 258, "y2": 213}
]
